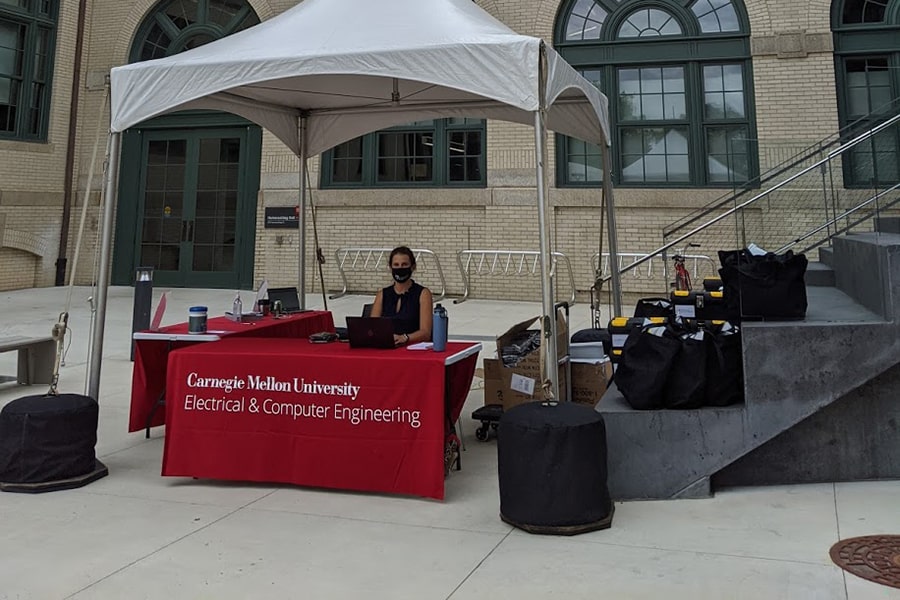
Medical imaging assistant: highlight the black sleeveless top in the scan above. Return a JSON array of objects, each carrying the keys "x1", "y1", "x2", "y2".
[{"x1": 381, "y1": 281, "x2": 424, "y2": 335}]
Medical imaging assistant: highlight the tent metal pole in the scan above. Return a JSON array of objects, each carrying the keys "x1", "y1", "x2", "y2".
[
  {"x1": 297, "y1": 116, "x2": 308, "y2": 309},
  {"x1": 533, "y1": 110, "x2": 560, "y2": 402},
  {"x1": 87, "y1": 131, "x2": 120, "y2": 401},
  {"x1": 601, "y1": 143, "x2": 623, "y2": 316}
]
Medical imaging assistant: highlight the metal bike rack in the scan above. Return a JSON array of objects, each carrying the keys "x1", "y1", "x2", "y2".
[
  {"x1": 330, "y1": 247, "x2": 448, "y2": 301},
  {"x1": 454, "y1": 250, "x2": 576, "y2": 305},
  {"x1": 592, "y1": 252, "x2": 717, "y2": 286},
  {"x1": 592, "y1": 252, "x2": 656, "y2": 280}
]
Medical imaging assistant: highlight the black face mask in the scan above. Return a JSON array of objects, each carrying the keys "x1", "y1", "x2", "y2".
[{"x1": 392, "y1": 267, "x2": 413, "y2": 283}]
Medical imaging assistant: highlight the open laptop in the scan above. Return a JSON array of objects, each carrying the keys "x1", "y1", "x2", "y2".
[
  {"x1": 346, "y1": 316, "x2": 396, "y2": 349},
  {"x1": 267, "y1": 287, "x2": 309, "y2": 314}
]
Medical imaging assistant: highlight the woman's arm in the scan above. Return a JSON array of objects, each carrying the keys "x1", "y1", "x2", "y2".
[
  {"x1": 371, "y1": 289, "x2": 384, "y2": 318},
  {"x1": 404, "y1": 287, "x2": 434, "y2": 344}
]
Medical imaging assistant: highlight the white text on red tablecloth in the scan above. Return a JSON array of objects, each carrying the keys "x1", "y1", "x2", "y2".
[{"x1": 181, "y1": 372, "x2": 421, "y2": 429}]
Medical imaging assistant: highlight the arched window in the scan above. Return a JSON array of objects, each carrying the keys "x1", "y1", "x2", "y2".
[
  {"x1": 833, "y1": 0, "x2": 900, "y2": 186},
  {"x1": 0, "y1": 1, "x2": 58, "y2": 141},
  {"x1": 555, "y1": 0, "x2": 754, "y2": 187},
  {"x1": 131, "y1": 0, "x2": 259, "y2": 62}
]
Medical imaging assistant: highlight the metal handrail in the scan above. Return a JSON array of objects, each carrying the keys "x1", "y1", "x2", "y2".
[
  {"x1": 454, "y1": 250, "x2": 576, "y2": 306},
  {"x1": 330, "y1": 247, "x2": 448, "y2": 301},
  {"x1": 598, "y1": 112, "x2": 900, "y2": 287},
  {"x1": 664, "y1": 101, "x2": 900, "y2": 240},
  {"x1": 775, "y1": 182, "x2": 900, "y2": 254}
]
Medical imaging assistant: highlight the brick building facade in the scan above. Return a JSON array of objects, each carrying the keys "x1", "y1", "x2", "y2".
[{"x1": 0, "y1": 0, "x2": 895, "y2": 302}]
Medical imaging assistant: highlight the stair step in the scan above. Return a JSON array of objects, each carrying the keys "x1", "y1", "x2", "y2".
[
  {"x1": 818, "y1": 246, "x2": 834, "y2": 268},
  {"x1": 804, "y1": 261, "x2": 835, "y2": 287}
]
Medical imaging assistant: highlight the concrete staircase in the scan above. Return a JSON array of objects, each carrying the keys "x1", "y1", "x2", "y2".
[{"x1": 597, "y1": 220, "x2": 900, "y2": 500}]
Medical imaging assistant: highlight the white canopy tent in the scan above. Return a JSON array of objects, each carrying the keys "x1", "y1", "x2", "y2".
[{"x1": 95, "y1": 0, "x2": 623, "y2": 400}]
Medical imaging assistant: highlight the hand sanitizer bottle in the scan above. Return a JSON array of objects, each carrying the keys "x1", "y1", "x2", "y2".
[{"x1": 232, "y1": 291, "x2": 242, "y2": 323}]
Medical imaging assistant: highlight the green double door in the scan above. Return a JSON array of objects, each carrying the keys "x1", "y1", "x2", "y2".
[{"x1": 113, "y1": 117, "x2": 262, "y2": 289}]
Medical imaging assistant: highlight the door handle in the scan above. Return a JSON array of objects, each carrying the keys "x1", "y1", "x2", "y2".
[
  {"x1": 186, "y1": 220, "x2": 194, "y2": 242},
  {"x1": 181, "y1": 220, "x2": 188, "y2": 242}
]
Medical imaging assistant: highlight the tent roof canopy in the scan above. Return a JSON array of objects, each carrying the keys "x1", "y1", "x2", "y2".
[{"x1": 109, "y1": 0, "x2": 610, "y2": 156}]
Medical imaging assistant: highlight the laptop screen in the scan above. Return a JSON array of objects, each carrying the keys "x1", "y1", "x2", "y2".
[
  {"x1": 346, "y1": 317, "x2": 396, "y2": 349},
  {"x1": 267, "y1": 287, "x2": 301, "y2": 312}
]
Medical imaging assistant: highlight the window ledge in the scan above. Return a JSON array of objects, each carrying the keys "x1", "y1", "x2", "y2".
[{"x1": 0, "y1": 139, "x2": 55, "y2": 153}]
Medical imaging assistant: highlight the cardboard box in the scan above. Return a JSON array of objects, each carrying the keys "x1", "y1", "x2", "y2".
[
  {"x1": 570, "y1": 359, "x2": 614, "y2": 407},
  {"x1": 495, "y1": 310, "x2": 569, "y2": 372},
  {"x1": 483, "y1": 357, "x2": 568, "y2": 410},
  {"x1": 484, "y1": 309, "x2": 571, "y2": 410}
]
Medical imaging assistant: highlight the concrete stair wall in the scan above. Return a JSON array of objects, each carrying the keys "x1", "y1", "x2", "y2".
[{"x1": 597, "y1": 228, "x2": 900, "y2": 500}]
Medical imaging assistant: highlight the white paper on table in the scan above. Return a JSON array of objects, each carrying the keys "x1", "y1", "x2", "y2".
[
  {"x1": 406, "y1": 342, "x2": 433, "y2": 351},
  {"x1": 510, "y1": 373, "x2": 535, "y2": 396}
]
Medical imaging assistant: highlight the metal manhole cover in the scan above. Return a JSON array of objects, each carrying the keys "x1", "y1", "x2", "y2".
[{"x1": 830, "y1": 535, "x2": 900, "y2": 589}]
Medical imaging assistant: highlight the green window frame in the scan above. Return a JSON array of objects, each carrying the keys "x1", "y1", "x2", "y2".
[
  {"x1": 0, "y1": 0, "x2": 57, "y2": 141},
  {"x1": 130, "y1": 0, "x2": 259, "y2": 62},
  {"x1": 320, "y1": 118, "x2": 487, "y2": 188},
  {"x1": 832, "y1": 0, "x2": 900, "y2": 187},
  {"x1": 554, "y1": 0, "x2": 756, "y2": 188}
]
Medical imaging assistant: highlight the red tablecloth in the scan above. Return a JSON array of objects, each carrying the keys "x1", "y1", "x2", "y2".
[
  {"x1": 162, "y1": 338, "x2": 480, "y2": 500},
  {"x1": 129, "y1": 311, "x2": 334, "y2": 432}
]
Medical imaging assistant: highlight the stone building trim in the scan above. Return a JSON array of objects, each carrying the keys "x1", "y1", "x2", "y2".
[{"x1": 751, "y1": 30, "x2": 834, "y2": 58}]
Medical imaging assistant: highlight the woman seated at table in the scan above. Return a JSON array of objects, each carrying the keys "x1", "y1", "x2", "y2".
[
  {"x1": 371, "y1": 246, "x2": 458, "y2": 475},
  {"x1": 371, "y1": 245, "x2": 433, "y2": 347}
]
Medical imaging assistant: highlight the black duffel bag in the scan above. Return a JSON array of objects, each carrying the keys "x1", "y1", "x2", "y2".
[
  {"x1": 570, "y1": 328, "x2": 612, "y2": 355},
  {"x1": 718, "y1": 249, "x2": 808, "y2": 320},
  {"x1": 705, "y1": 322, "x2": 744, "y2": 407},
  {"x1": 664, "y1": 329, "x2": 708, "y2": 409},
  {"x1": 616, "y1": 324, "x2": 682, "y2": 410},
  {"x1": 633, "y1": 297, "x2": 673, "y2": 319}
]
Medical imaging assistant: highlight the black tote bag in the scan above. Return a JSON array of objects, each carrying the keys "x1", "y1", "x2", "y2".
[
  {"x1": 615, "y1": 325, "x2": 682, "y2": 410},
  {"x1": 664, "y1": 331, "x2": 708, "y2": 409},
  {"x1": 633, "y1": 297, "x2": 673, "y2": 319},
  {"x1": 704, "y1": 323, "x2": 744, "y2": 407},
  {"x1": 718, "y1": 249, "x2": 808, "y2": 320}
]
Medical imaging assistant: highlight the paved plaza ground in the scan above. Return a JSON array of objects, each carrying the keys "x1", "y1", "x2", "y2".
[{"x1": 0, "y1": 285, "x2": 897, "y2": 599}]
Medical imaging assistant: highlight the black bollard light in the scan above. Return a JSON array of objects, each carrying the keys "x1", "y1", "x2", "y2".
[{"x1": 131, "y1": 267, "x2": 154, "y2": 361}]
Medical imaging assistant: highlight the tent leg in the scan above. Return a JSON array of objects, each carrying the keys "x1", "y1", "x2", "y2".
[
  {"x1": 601, "y1": 144, "x2": 623, "y2": 317},
  {"x1": 297, "y1": 117, "x2": 308, "y2": 309},
  {"x1": 533, "y1": 110, "x2": 559, "y2": 402},
  {"x1": 87, "y1": 131, "x2": 120, "y2": 401}
]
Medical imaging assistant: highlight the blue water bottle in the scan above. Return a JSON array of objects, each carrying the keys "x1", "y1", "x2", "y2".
[{"x1": 433, "y1": 304, "x2": 448, "y2": 352}]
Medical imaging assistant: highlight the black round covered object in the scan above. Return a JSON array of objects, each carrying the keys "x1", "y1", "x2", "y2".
[
  {"x1": 0, "y1": 394, "x2": 98, "y2": 484},
  {"x1": 498, "y1": 402, "x2": 613, "y2": 534}
]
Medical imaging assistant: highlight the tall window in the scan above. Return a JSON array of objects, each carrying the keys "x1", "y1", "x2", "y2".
[
  {"x1": 833, "y1": 0, "x2": 900, "y2": 186},
  {"x1": 0, "y1": 0, "x2": 57, "y2": 141},
  {"x1": 321, "y1": 119, "x2": 486, "y2": 188},
  {"x1": 554, "y1": 0, "x2": 755, "y2": 187},
  {"x1": 130, "y1": 0, "x2": 259, "y2": 62}
]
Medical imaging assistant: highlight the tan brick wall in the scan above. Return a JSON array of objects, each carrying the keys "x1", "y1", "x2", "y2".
[{"x1": 0, "y1": 0, "x2": 893, "y2": 303}]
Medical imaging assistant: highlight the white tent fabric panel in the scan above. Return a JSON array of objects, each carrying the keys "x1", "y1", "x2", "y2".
[{"x1": 109, "y1": 0, "x2": 610, "y2": 152}]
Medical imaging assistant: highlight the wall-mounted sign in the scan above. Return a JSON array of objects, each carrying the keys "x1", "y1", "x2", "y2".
[{"x1": 264, "y1": 206, "x2": 299, "y2": 229}]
